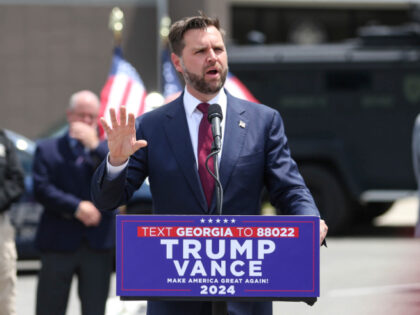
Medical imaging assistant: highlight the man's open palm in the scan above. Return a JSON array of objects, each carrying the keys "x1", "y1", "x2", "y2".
[{"x1": 100, "y1": 106, "x2": 147, "y2": 166}]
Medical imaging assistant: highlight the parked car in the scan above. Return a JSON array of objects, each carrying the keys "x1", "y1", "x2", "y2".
[{"x1": 5, "y1": 129, "x2": 153, "y2": 260}]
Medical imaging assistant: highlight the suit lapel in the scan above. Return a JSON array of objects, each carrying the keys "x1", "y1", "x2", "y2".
[
  {"x1": 62, "y1": 133, "x2": 80, "y2": 162},
  {"x1": 163, "y1": 98, "x2": 208, "y2": 212},
  {"x1": 219, "y1": 93, "x2": 249, "y2": 196}
]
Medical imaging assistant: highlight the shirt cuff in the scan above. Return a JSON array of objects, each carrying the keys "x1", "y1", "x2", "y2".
[{"x1": 106, "y1": 153, "x2": 129, "y2": 180}]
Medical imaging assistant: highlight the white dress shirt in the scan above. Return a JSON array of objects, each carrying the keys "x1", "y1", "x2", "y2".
[
  {"x1": 107, "y1": 88, "x2": 227, "y2": 178},
  {"x1": 183, "y1": 88, "x2": 227, "y2": 165}
]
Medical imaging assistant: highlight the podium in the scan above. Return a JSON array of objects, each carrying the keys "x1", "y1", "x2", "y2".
[{"x1": 116, "y1": 214, "x2": 319, "y2": 306}]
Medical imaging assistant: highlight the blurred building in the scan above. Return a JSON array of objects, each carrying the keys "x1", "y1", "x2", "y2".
[{"x1": 0, "y1": 0, "x2": 417, "y2": 138}]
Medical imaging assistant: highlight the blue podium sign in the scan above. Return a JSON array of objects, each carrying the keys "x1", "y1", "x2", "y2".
[{"x1": 116, "y1": 215, "x2": 319, "y2": 300}]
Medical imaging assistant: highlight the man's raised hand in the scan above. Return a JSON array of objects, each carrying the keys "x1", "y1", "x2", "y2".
[{"x1": 100, "y1": 106, "x2": 147, "y2": 166}]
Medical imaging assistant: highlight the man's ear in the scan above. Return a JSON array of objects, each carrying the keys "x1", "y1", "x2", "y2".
[{"x1": 171, "y1": 52, "x2": 183, "y2": 74}]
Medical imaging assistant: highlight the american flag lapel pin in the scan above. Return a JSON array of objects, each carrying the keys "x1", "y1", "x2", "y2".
[{"x1": 239, "y1": 120, "x2": 246, "y2": 128}]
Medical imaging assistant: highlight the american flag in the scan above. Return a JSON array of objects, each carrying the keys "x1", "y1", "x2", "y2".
[
  {"x1": 224, "y1": 73, "x2": 259, "y2": 104},
  {"x1": 98, "y1": 46, "x2": 147, "y2": 139},
  {"x1": 161, "y1": 48, "x2": 259, "y2": 104}
]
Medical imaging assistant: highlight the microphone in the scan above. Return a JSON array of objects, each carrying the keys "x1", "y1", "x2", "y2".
[{"x1": 207, "y1": 104, "x2": 223, "y2": 151}]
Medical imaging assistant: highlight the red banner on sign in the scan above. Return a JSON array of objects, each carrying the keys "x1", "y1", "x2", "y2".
[{"x1": 137, "y1": 226, "x2": 299, "y2": 238}]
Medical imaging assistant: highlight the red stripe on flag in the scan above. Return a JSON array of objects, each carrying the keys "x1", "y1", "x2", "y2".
[
  {"x1": 121, "y1": 80, "x2": 133, "y2": 108},
  {"x1": 115, "y1": 79, "x2": 133, "y2": 123},
  {"x1": 98, "y1": 76, "x2": 116, "y2": 139},
  {"x1": 230, "y1": 76, "x2": 259, "y2": 103},
  {"x1": 137, "y1": 91, "x2": 147, "y2": 116}
]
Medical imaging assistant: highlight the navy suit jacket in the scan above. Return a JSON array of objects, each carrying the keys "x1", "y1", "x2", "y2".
[
  {"x1": 92, "y1": 92, "x2": 319, "y2": 217},
  {"x1": 33, "y1": 133, "x2": 115, "y2": 252},
  {"x1": 91, "y1": 92, "x2": 320, "y2": 315}
]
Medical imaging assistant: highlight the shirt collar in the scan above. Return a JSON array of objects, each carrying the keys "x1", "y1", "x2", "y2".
[{"x1": 183, "y1": 87, "x2": 227, "y2": 118}]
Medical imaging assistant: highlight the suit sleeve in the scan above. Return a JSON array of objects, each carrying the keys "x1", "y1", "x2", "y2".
[
  {"x1": 32, "y1": 144, "x2": 81, "y2": 218},
  {"x1": 264, "y1": 110, "x2": 320, "y2": 216},
  {"x1": 0, "y1": 136, "x2": 25, "y2": 212},
  {"x1": 91, "y1": 120, "x2": 149, "y2": 211}
]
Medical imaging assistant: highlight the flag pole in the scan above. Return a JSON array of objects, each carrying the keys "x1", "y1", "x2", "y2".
[
  {"x1": 109, "y1": 7, "x2": 125, "y2": 47},
  {"x1": 159, "y1": 15, "x2": 171, "y2": 94},
  {"x1": 157, "y1": 0, "x2": 169, "y2": 93}
]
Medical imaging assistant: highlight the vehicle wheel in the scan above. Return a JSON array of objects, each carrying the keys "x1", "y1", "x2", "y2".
[
  {"x1": 356, "y1": 202, "x2": 393, "y2": 223},
  {"x1": 299, "y1": 165, "x2": 352, "y2": 234}
]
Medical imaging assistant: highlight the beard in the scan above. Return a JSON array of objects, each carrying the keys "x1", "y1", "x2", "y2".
[{"x1": 181, "y1": 62, "x2": 228, "y2": 95}]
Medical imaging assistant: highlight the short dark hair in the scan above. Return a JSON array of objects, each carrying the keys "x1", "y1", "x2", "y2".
[{"x1": 168, "y1": 13, "x2": 224, "y2": 56}]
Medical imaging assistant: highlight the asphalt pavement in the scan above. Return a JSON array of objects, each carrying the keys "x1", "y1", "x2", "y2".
[{"x1": 16, "y1": 197, "x2": 420, "y2": 315}]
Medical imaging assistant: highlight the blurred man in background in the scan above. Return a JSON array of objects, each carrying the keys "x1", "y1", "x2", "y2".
[
  {"x1": 33, "y1": 90, "x2": 115, "y2": 315},
  {"x1": 0, "y1": 128, "x2": 25, "y2": 315}
]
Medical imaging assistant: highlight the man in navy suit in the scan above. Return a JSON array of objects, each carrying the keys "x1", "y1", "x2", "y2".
[
  {"x1": 91, "y1": 14, "x2": 328, "y2": 315},
  {"x1": 33, "y1": 90, "x2": 116, "y2": 315}
]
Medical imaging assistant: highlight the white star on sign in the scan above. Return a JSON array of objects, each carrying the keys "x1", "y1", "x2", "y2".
[
  {"x1": 223, "y1": 218, "x2": 228, "y2": 223},
  {"x1": 200, "y1": 218, "x2": 205, "y2": 223},
  {"x1": 216, "y1": 218, "x2": 221, "y2": 223},
  {"x1": 231, "y1": 219, "x2": 236, "y2": 224},
  {"x1": 208, "y1": 219, "x2": 213, "y2": 223}
]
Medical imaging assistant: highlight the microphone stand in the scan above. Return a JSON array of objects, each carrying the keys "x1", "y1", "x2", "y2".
[
  {"x1": 205, "y1": 142, "x2": 226, "y2": 315},
  {"x1": 205, "y1": 143, "x2": 223, "y2": 215},
  {"x1": 214, "y1": 151, "x2": 222, "y2": 215}
]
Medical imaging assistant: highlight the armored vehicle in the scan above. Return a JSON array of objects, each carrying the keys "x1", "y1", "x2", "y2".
[{"x1": 228, "y1": 24, "x2": 420, "y2": 233}]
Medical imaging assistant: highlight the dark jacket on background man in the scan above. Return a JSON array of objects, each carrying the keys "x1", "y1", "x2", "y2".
[{"x1": 33, "y1": 133, "x2": 115, "y2": 251}]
